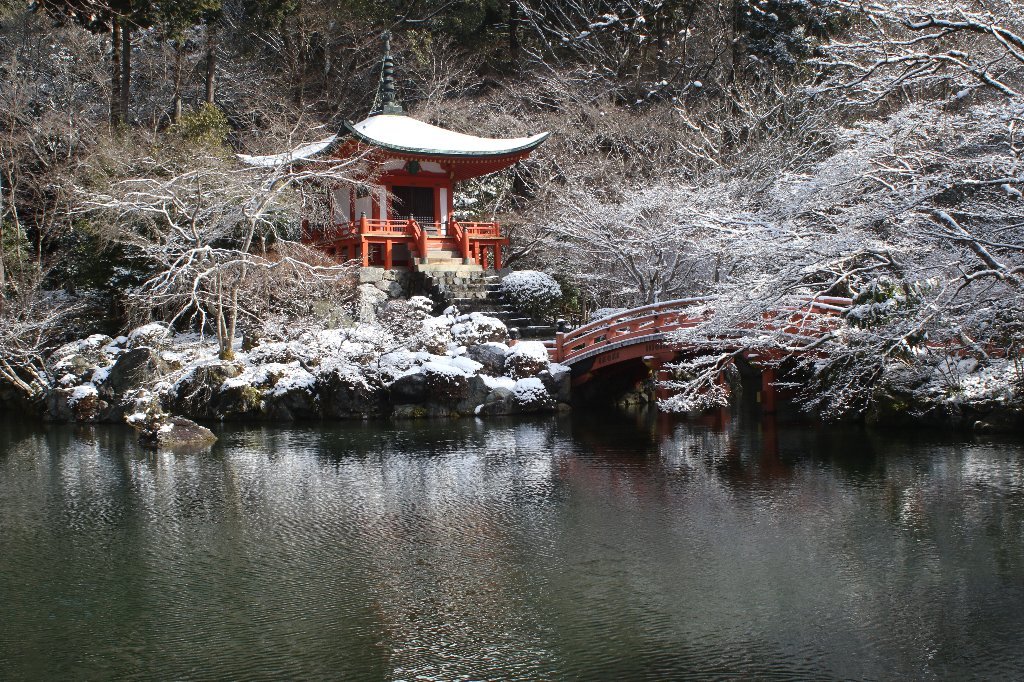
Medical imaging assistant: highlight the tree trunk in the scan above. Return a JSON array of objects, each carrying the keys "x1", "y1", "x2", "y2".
[
  {"x1": 205, "y1": 21, "x2": 217, "y2": 105},
  {"x1": 111, "y1": 17, "x2": 122, "y2": 126},
  {"x1": 0, "y1": 170, "x2": 6, "y2": 301},
  {"x1": 120, "y1": 21, "x2": 132, "y2": 123},
  {"x1": 508, "y1": 0, "x2": 521, "y2": 73},
  {"x1": 655, "y1": 7, "x2": 669, "y2": 81},
  {"x1": 729, "y1": 0, "x2": 742, "y2": 88},
  {"x1": 172, "y1": 42, "x2": 184, "y2": 123}
]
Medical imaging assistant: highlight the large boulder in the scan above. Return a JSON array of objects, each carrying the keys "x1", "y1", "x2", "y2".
[
  {"x1": 477, "y1": 386, "x2": 516, "y2": 416},
  {"x1": 129, "y1": 411, "x2": 217, "y2": 449},
  {"x1": 317, "y1": 365, "x2": 386, "y2": 418},
  {"x1": 217, "y1": 380, "x2": 265, "y2": 420},
  {"x1": 455, "y1": 374, "x2": 492, "y2": 415},
  {"x1": 166, "y1": 362, "x2": 243, "y2": 419},
  {"x1": 466, "y1": 342, "x2": 508, "y2": 376},
  {"x1": 390, "y1": 372, "x2": 428, "y2": 404},
  {"x1": 126, "y1": 322, "x2": 172, "y2": 350},
  {"x1": 538, "y1": 363, "x2": 571, "y2": 403},
  {"x1": 47, "y1": 385, "x2": 108, "y2": 423},
  {"x1": 98, "y1": 347, "x2": 168, "y2": 402},
  {"x1": 262, "y1": 367, "x2": 318, "y2": 420}
]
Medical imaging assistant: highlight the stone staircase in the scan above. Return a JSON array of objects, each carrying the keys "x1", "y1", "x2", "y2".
[
  {"x1": 418, "y1": 267, "x2": 555, "y2": 340},
  {"x1": 415, "y1": 245, "x2": 481, "y2": 275}
]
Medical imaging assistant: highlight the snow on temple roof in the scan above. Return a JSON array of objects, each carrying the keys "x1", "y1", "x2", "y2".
[
  {"x1": 344, "y1": 114, "x2": 549, "y2": 157},
  {"x1": 237, "y1": 136, "x2": 338, "y2": 167}
]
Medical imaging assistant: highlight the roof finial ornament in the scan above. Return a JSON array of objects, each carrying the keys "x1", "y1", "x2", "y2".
[{"x1": 377, "y1": 31, "x2": 405, "y2": 116}]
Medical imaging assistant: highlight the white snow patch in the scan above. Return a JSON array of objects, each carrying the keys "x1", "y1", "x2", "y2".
[
  {"x1": 238, "y1": 136, "x2": 338, "y2": 167},
  {"x1": 421, "y1": 360, "x2": 471, "y2": 377},
  {"x1": 91, "y1": 366, "x2": 111, "y2": 385},
  {"x1": 350, "y1": 114, "x2": 547, "y2": 155},
  {"x1": 451, "y1": 355, "x2": 484, "y2": 375},
  {"x1": 68, "y1": 384, "x2": 98, "y2": 406},
  {"x1": 482, "y1": 375, "x2": 515, "y2": 390},
  {"x1": 268, "y1": 366, "x2": 316, "y2": 397},
  {"x1": 505, "y1": 341, "x2": 551, "y2": 364}
]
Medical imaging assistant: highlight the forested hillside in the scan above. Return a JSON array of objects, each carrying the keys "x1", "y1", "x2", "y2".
[{"x1": 1, "y1": 0, "x2": 1022, "y2": 422}]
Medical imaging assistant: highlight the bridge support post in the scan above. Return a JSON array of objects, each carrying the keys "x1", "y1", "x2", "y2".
[{"x1": 760, "y1": 367, "x2": 777, "y2": 414}]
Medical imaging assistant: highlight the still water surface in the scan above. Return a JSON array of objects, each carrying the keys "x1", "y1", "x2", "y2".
[{"x1": 1, "y1": 411, "x2": 1023, "y2": 680}]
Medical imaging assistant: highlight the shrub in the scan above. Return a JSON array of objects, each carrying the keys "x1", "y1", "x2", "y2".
[{"x1": 500, "y1": 270, "x2": 562, "y2": 322}]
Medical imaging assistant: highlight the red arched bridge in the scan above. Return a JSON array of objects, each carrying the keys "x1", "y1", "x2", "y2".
[{"x1": 527, "y1": 296, "x2": 853, "y2": 408}]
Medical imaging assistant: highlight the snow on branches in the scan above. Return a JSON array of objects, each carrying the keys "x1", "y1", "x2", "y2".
[{"x1": 78, "y1": 143, "x2": 364, "y2": 359}]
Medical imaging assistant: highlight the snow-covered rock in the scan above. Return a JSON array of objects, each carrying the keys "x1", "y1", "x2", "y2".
[
  {"x1": 127, "y1": 322, "x2": 172, "y2": 349},
  {"x1": 317, "y1": 362, "x2": 385, "y2": 419},
  {"x1": 132, "y1": 413, "x2": 217, "y2": 449},
  {"x1": 467, "y1": 342, "x2": 508, "y2": 375}
]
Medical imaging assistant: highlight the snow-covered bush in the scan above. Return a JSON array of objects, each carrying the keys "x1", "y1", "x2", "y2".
[
  {"x1": 511, "y1": 377, "x2": 554, "y2": 410},
  {"x1": 418, "y1": 316, "x2": 455, "y2": 354},
  {"x1": 590, "y1": 308, "x2": 627, "y2": 323},
  {"x1": 421, "y1": 361, "x2": 470, "y2": 403},
  {"x1": 500, "y1": 271, "x2": 562, "y2": 321},
  {"x1": 450, "y1": 312, "x2": 507, "y2": 346},
  {"x1": 504, "y1": 341, "x2": 551, "y2": 379}
]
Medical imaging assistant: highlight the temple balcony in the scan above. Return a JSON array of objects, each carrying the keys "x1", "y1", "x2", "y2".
[{"x1": 303, "y1": 216, "x2": 507, "y2": 271}]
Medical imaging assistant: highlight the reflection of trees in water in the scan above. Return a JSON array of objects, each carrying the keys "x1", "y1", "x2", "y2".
[
  {"x1": 3, "y1": 417, "x2": 1024, "y2": 677},
  {"x1": 208, "y1": 417, "x2": 566, "y2": 678}
]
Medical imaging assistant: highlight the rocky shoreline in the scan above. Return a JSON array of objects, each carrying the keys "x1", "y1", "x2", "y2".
[
  {"x1": 17, "y1": 302, "x2": 571, "y2": 444},
  {"x1": 2, "y1": 299, "x2": 1020, "y2": 442}
]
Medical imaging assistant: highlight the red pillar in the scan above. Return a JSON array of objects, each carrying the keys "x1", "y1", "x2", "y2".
[
  {"x1": 493, "y1": 243, "x2": 503, "y2": 271},
  {"x1": 384, "y1": 240, "x2": 393, "y2": 270},
  {"x1": 360, "y1": 239, "x2": 369, "y2": 267}
]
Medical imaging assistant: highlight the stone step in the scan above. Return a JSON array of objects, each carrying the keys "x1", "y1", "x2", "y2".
[
  {"x1": 517, "y1": 326, "x2": 556, "y2": 339},
  {"x1": 416, "y1": 264, "x2": 485, "y2": 275}
]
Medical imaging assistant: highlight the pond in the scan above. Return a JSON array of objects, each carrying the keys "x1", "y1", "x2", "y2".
[{"x1": 1, "y1": 411, "x2": 1023, "y2": 680}]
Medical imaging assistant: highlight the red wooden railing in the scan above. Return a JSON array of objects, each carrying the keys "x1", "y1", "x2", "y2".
[
  {"x1": 545, "y1": 296, "x2": 853, "y2": 365},
  {"x1": 305, "y1": 217, "x2": 507, "y2": 269}
]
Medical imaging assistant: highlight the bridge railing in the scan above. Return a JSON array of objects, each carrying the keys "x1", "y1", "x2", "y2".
[
  {"x1": 549, "y1": 297, "x2": 713, "y2": 364},
  {"x1": 547, "y1": 295, "x2": 853, "y2": 365}
]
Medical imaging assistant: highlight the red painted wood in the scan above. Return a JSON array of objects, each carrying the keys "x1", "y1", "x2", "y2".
[{"x1": 551, "y1": 297, "x2": 852, "y2": 388}]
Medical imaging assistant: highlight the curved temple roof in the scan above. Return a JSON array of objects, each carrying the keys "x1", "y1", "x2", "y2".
[
  {"x1": 344, "y1": 114, "x2": 549, "y2": 158},
  {"x1": 238, "y1": 114, "x2": 548, "y2": 167}
]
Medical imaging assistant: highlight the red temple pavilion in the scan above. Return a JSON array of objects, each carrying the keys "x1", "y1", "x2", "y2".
[{"x1": 241, "y1": 35, "x2": 548, "y2": 273}]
